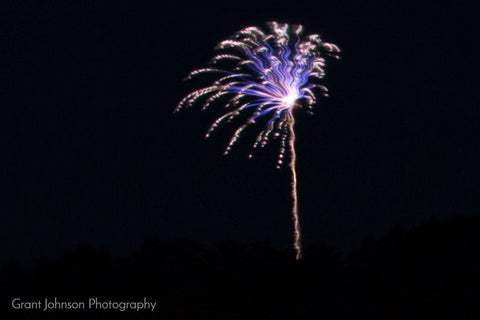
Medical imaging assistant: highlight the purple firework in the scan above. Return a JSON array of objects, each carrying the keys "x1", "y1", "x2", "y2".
[{"x1": 176, "y1": 22, "x2": 340, "y2": 259}]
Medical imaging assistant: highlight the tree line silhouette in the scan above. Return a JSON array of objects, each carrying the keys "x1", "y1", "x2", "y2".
[{"x1": 1, "y1": 216, "x2": 479, "y2": 319}]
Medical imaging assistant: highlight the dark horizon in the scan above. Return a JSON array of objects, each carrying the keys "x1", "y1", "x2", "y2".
[{"x1": 2, "y1": 215, "x2": 479, "y2": 319}]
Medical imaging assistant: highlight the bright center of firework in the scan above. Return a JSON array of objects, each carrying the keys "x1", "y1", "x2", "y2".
[{"x1": 281, "y1": 91, "x2": 300, "y2": 108}]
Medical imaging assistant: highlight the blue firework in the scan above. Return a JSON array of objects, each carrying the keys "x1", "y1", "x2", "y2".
[
  {"x1": 176, "y1": 22, "x2": 340, "y2": 259},
  {"x1": 176, "y1": 22, "x2": 340, "y2": 167}
]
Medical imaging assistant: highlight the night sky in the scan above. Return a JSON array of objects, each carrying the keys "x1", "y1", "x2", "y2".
[{"x1": 2, "y1": 1, "x2": 478, "y2": 264}]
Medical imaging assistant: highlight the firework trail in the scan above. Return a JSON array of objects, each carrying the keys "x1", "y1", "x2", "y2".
[{"x1": 176, "y1": 22, "x2": 340, "y2": 260}]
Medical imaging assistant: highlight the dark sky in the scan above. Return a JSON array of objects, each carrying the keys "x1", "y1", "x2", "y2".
[{"x1": 1, "y1": 1, "x2": 478, "y2": 264}]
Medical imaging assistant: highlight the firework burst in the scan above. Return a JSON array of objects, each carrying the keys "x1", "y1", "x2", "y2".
[{"x1": 176, "y1": 22, "x2": 340, "y2": 259}]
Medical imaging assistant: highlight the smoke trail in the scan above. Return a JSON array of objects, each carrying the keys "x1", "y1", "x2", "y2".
[{"x1": 288, "y1": 115, "x2": 302, "y2": 259}]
